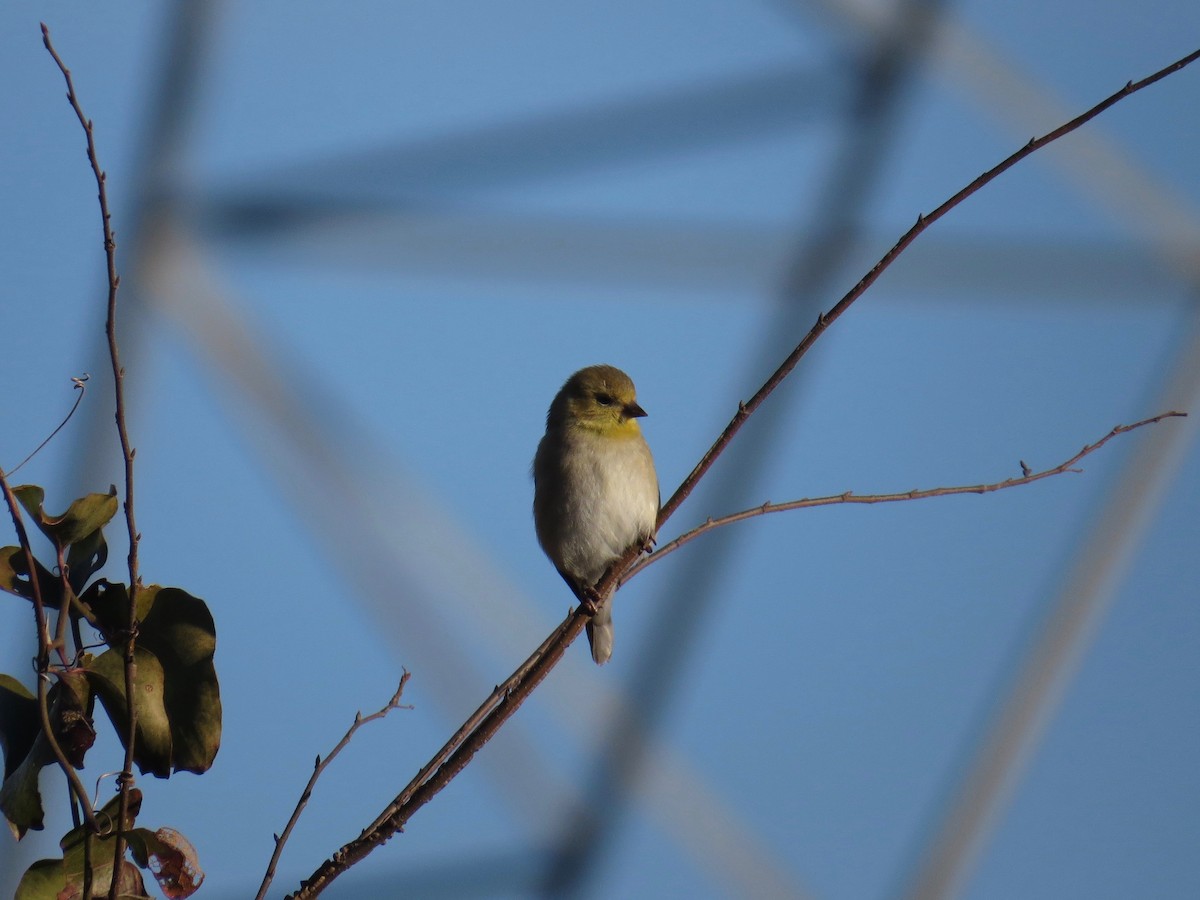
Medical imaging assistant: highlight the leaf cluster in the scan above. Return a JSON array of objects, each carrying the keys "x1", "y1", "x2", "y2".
[{"x1": 1, "y1": 485, "x2": 219, "y2": 898}]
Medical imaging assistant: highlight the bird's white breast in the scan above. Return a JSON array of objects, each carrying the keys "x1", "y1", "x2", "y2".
[{"x1": 537, "y1": 428, "x2": 658, "y2": 584}]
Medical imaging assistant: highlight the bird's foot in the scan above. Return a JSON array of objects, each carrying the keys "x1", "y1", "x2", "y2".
[{"x1": 579, "y1": 586, "x2": 603, "y2": 617}]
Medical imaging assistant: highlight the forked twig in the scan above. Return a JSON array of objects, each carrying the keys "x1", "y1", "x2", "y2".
[
  {"x1": 256, "y1": 673, "x2": 412, "y2": 900},
  {"x1": 624, "y1": 412, "x2": 1188, "y2": 579}
]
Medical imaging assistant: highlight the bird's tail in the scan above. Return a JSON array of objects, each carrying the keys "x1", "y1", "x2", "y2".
[{"x1": 586, "y1": 603, "x2": 614, "y2": 665}]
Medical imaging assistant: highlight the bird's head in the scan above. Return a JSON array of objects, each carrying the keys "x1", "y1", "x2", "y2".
[{"x1": 548, "y1": 364, "x2": 647, "y2": 436}]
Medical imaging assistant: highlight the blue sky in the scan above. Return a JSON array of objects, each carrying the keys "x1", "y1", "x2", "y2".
[{"x1": 2, "y1": 3, "x2": 1199, "y2": 899}]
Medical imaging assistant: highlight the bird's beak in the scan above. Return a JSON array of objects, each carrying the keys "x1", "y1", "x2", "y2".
[{"x1": 625, "y1": 401, "x2": 648, "y2": 419}]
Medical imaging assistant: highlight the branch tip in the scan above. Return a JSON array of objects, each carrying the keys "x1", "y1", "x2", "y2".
[{"x1": 635, "y1": 412, "x2": 1179, "y2": 574}]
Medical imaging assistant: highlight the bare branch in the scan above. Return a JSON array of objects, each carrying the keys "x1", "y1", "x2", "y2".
[
  {"x1": 40, "y1": 25, "x2": 141, "y2": 894},
  {"x1": 256, "y1": 673, "x2": 412, "y2": 900},
  {"x1": 287, "y1": 46, "x2": 1200, "y2": 898},
  {"x1": 625, "y1": 412, "x2": 1188, "y2": 579}
]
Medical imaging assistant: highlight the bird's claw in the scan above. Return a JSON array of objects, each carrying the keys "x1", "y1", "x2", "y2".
[{"x1": 579, "y1": 586, "x2": 602, "y2": 617}]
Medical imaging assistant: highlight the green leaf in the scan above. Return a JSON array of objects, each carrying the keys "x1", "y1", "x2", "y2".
[
  {"x1": 87, "y1": 580, "x2": 160, "y2": 635},
  {"x1": 82, "y1": 578, "x2": 128, "y2": 633},
  {"x1": 13, "y1": 858, "x2": 64, "y2": 900},
  {"x1": 16, "y1": 791, "x2": 152, "y2": 900},
  {"x1": 0, "y1": 545, "x2": 62, "y2": 607},
  {"x1": 66, "y1": 525, "x2": 109, "y2": 594},
  {"x1": 14, "y1": 484, "x2": 119, "y2": 548},
  {"x1": 0, "y1": 546, "x2": 29, "y2": 598},
  {"x1": 0, "y1": 675, "x2": 43, "y2": 839},
  {"x1": 127, "y1": 826, "x2": 205, "y2": 898},
  {"x1": 85, "y1": 586, "x2": 221, "y2": 777},
  {"x1": 16, "y1": 858, "x2": 150, "y2": 900},
  {"x1": 86, "y1": 647, "x2": 173, "y2": 778},
  {"x1": 60, "y1": 791, "x2": 148, "y2": 898},
  {"x1": 0, "y1": 674, "x2": 38, "y2": 780},
  {"x1": 0, "y1": 674, "x2": 96, "y2": 840},
  {"x1": 1, "y1": 752, "x2": 46, "y2": 840},
  {"x1": 62, "y1": 789, "x2": 141, "y2": 854}
]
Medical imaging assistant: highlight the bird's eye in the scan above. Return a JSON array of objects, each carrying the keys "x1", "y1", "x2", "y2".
[{"x1": 594, "y1": 392, "x2": 614, "y2": 406}]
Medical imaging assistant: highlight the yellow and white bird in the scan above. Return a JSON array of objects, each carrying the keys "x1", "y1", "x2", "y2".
[{"x1": 533, "y1": 365, "x2": 660, "y2": 664}]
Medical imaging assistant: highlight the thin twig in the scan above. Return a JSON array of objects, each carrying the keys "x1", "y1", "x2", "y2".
[
  {"x1": 256, "y1": 673, "x2": 412, "y2": 900},
  {"x1": 53, "y1": 542, "x2": 73, "y2": 658},
  {"x1": 6, "y1": 375, "x2": 95, "y2": 658},
  {"x1": 288, "y1": 47, "x2": 1199, "y2": 898},
  {"x1": 4, "y1": 375, "x2": 89, "y2": 478},
  {"x1": 0, "y1": 468, "x2": 99, "y2": 832},
  {"x1": 40, "y1": 25, "x2": 141, "y2": 894},
  {"x1": 83, "y1": 829, "x2": 95, "y2": 900},
  {"x1": 625, "y1": 412, "x2": 1187, "y2": 579}
]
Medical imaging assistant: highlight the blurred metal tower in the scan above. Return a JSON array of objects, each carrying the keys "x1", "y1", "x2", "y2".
[{"x1": 28, "y1": 1, "x2": 1197, "y2": 897}]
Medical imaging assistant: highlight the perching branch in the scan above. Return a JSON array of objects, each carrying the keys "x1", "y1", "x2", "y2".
[
  {"x1": 625, "y1": 412, "x2": 1188, "y2": 580},
  {"x1": 288, "y1": 47, "x2": 1198, "y2": 898},
  {"x1": 41, "y1": 25, "x2": 141, "y2": 895},
  {"x1": 255, "y1": 673, "x2": 412, "y2": 900}
]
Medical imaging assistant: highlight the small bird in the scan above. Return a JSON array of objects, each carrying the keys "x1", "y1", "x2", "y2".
[{"x1": 533, "y1": 365, "x2": 659, "y2": 664}]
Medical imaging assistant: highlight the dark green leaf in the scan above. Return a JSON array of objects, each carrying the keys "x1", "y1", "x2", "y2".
[
  {"x1": 0, "y1": 743, "x2": 47, "y2": 839},
  {"x1": 0, "y1": 674, "x2": 96, "y2": 840},
  {"x1": 0, "y1": 675, "x2": 43, "y2": 839},
  {"x1": 0, "y1": 674, "x2": 38, "y2": 780},
  {"x1": 61, "y1": 789, "x2": 141, "y2": 856},
  {"x1": 66, "y1": 525, "x2": 108, "y2": 594},
  {"x1": 60, "y1": 794, "x2": 143, "y2": 893},
  {"x1": 19, "y1": 791, "x2": 152, "y2": 900},
  {"x1": 18, "y1": 849, "x2": 150, "y2": 900},
  {"x1": 19, "y1": 858, "x2": 150, "y2": 900},
  {"x1": 86, "y1": 646, "x2": 173, "y2": 778},
  {"x1": 0, "y1": 546, "x2": 30, "y2": 598},
  {"x1": 87, "y1": 580, "x2": 162, "y2": 635},
  {"x1": 85, "y1": 586, "x2": 221, "y2": 776},
  {"x1": 13, "y1": 858, "x2": 65, "y2": 900},
  {"x1": 83, "y1": 578, "x2": 129, "y2": 635},
  {"x1": 14, "y1": 484, "x2": 119, "y2": 548},
  {"x1": 0, "y1": 545, "x2": 62, "y2": 607}
]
